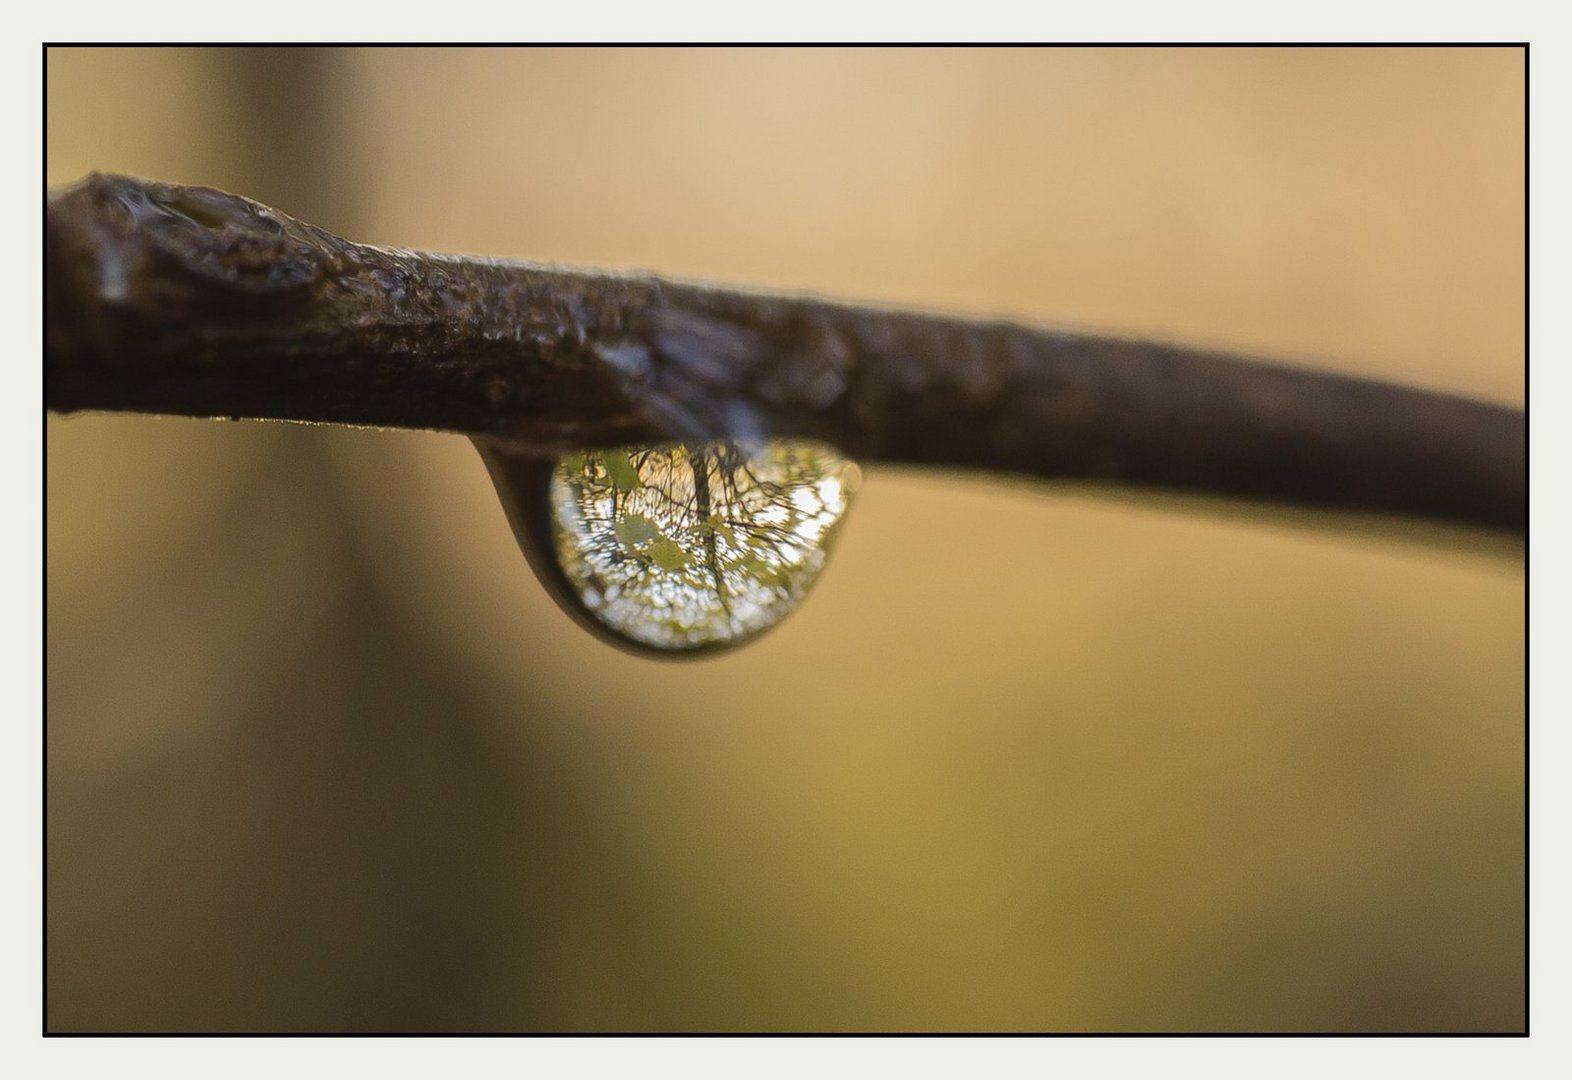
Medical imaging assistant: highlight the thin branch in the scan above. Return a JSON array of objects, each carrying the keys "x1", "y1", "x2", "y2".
[{"x1": 46, "y1": 174, "x2": 1524, "y2": 535}]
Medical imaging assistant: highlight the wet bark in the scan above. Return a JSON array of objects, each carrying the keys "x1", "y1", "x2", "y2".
[{"x1": 46, "y1": 173, "x2": 1524, "y2": 534}]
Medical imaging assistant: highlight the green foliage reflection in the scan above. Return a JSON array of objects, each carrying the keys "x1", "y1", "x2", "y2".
[{"x1": 550, "y1": 441, "x2": 861, "y2": 652}]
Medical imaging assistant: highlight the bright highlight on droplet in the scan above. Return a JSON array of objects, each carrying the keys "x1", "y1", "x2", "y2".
[{"x1": 546, "y1": 440, "x2": 860, "y2": 654}]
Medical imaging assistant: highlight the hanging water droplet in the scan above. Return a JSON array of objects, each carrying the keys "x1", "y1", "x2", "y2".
[{"x1": 477, "y1": 438, "x2": 861, "y2": 656}]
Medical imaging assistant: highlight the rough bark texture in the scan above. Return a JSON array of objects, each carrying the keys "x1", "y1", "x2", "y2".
[{"x1": 46, "y1": 173, "x2": 1525, "y2": 534}]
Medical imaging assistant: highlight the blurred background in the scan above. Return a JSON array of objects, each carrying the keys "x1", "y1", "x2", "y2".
[{"x1": 45, "y1": 47, "x2": 1524, "y2": 1032}]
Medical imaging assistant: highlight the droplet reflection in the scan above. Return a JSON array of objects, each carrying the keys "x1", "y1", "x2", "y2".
[{"x1": 478, "y1": 438, "x2": 861, "y2": 656}]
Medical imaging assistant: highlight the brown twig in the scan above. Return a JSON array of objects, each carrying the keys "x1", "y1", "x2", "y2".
[{"x1": 46, "y1": 173, "x2": 1525, "y2": 534}]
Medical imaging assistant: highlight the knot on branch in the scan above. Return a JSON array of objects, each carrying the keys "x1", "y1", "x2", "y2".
[{"x1": 49, "y1": 173, "x2": 338, "y2": 311}]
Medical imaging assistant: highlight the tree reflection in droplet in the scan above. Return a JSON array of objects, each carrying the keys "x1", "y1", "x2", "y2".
[{"x1": 550, "y1": 440, "x2": 860, "y2": 653}]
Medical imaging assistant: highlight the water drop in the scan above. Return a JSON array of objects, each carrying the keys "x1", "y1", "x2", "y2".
[{"x1": 477, "y1": 438, "x2": 861, "y2": 656}]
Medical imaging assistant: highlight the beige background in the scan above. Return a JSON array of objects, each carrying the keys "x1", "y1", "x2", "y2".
[{"x1": 47, "y1": 47, "x2": 1523, "y2": 1031}]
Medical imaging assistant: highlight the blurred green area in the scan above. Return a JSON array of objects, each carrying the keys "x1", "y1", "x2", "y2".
[{"x1": 45, "y1": 47, "x2": 1524, "y2": 1032}]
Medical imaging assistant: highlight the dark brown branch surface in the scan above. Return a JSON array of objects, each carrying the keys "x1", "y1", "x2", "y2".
[{"x1": 46, "y1": 174, "x2": 1525, "y2": 534}]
